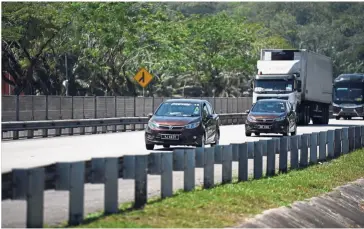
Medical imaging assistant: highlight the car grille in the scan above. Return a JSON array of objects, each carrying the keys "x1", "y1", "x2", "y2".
[
  {"x1": 158, "y1": 125, "x2": 184, "y2": 130},
  {"x1": 342, "y1": 108, "x2": 354, "y2": 112},
  {"x1": 254, "y1": 118, "x2": 275, "y2": 124}
]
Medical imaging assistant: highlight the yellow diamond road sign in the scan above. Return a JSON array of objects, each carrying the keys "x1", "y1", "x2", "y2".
[{"x1": 134, "y1": 68, "x2": 153, "y2": 88}]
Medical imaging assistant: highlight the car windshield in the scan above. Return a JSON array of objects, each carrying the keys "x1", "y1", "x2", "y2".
[
  {"x1": 254, "y1": 79, "x2": 294, "y2": 92},
  {"x1": 155, "y1": 102, "x2": 201, "y2": 117},
  {"x1": 251, "y1": 101, "x2": 286, "y2": 113},
  {"x1": 334, "y1": 87, "x2": 363, "y2": 102}
]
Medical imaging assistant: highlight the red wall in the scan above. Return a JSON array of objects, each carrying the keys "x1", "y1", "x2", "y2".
[{"x1": 2, "y1": 72, "x2": 23, "y2": 95}]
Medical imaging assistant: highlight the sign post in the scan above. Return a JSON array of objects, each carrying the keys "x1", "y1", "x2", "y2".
[{"x1": 133, "y1": 68, "x2": 153, "y2": 97}]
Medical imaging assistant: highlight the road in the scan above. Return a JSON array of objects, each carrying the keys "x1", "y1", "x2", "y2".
[{"x1": 1, "y1": 119, "x2": 362, "y2": 227}]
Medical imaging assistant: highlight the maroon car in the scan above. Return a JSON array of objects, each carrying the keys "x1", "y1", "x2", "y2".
[{"x1": 145, "y1": 99, "x2": 220, "y2": 150}]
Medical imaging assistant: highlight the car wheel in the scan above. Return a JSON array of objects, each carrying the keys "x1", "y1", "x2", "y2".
[
  {"x1": 211, "y1": 131, "x2": 220, "y2": 147},
  {"x1": 245, "y1": 131, "x2": 251, "y2": 137},
  {"x1": 335, "y1": 116, "x2": 340, "y2": 120},
  {"x1": 254, "y1": 132, "x2": 260, "y2": 136},
  {"x1": 146, "y1": 144, "x2": 154, "y2": 150},
  {"x1": 163, "y1": 144, "x2": 170, "y2": 148}
]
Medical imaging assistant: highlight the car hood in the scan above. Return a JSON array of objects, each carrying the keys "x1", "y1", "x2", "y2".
[
  {"x1": 150, "y1": 116, "x2": 200, "y2": 126},
  {"x1": 249, "y1": 112, "x2": 286, "y2": 119}
]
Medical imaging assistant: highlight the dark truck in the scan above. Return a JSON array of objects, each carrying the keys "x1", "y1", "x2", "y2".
[{"x1": 332, "y1": 73, "x2": 364, "y2": 120}]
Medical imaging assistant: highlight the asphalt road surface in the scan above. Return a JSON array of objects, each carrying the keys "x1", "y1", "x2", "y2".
[{"x1": 1, "y1": 119, "x2": 363, "y2": 227}]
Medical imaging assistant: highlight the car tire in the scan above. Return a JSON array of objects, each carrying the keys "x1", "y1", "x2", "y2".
[
  {"x1": 163, "y1": 144, "x2": 170, "y2": 148},
  {"x1": 335, "y1": 116, "x2": 340, "y2": 120},
  {"x1": 245, "y1": 132, "x2": 251, "y2": 136},
  {"x1": 255, "y1": 132, "x2": 260, "y2": 136},
  {"x1": 211, "y1": 131, "x2": 220, "y2": 147},
  {"x1": 146, "y1": 144, "x2": 154, "y2": 150}
]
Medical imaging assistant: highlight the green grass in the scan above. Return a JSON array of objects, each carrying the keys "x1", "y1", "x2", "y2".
[{"x1": 71, "y1": 149, "x2": 364, "y2": 228}]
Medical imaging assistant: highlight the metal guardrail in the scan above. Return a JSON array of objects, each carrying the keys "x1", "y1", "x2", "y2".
[
  {"x1": 1, "y1": 113, "x2": 247, "y2": 140},
  {"x1": 2, "y1": 126, "x2": 364, "y2": 228}
]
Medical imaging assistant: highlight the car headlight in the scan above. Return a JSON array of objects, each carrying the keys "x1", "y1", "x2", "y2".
[
  {"x1": 148, "y1": 121, "x2": 159, "y2": 130},
  {"x1": 275, "y1": 116, "x2": 286, "y2": 121},
  {"x1": 185, "y1": 122, "x2": 200, "y2": 129},
  {"x1": 247, "y1": 115, "x2": 256, "y2": 122}
]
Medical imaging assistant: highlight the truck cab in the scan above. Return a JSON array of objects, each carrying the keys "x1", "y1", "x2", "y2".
[
  {"x1": 251, "y1": 49, "x2": 333, "y2": 126},
  {"x1": 332, "y1": 73, "x2": 364, "y2": 120}
]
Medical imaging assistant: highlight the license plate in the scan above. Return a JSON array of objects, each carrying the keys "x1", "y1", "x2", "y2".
[
  {"x1": 258, "y1": 125, "x2": 270, "y2": 129},
  {"x1": 161, "y1": 134, "x2": 179, "y2": 140}
]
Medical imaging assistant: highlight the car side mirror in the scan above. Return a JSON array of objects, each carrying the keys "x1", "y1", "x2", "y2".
[
  {"x1": 245, "y1": 109, "x2": 250, "y2": 114},
  {"x1": 297, "y1": 81, "x2": 302, "y2": 92},
  {"x1": 147, "y1": 113, "x2": 153, "y2": 119}
]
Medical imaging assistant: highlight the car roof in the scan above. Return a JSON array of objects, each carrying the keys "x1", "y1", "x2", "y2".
[
  {"x1": 256, "y1": 99, "x2": 288, "y2": 103},
  {"x1": 164, "y1": 99, "x2": 207, "y2": 104}
]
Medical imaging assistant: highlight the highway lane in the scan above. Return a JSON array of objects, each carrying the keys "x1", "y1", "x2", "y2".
[{"x1": 1, "y1": 119, "x2": 363, "y2": 227}]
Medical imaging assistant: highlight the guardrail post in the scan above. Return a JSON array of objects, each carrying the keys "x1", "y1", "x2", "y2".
[
  {"x1": 327, "y1": 130, "x2": 335, "y2": 159},
  {"x1": 184, "y1": 149, "x2": 195, "y2": 191},
  {"x1": 69, "y1": 161, "x2": 85, "y2": 226},
  {"x1": 342, "y1": 128, "x2": 349, "y2": 154},
  {"x1": 349, "y1": 127, "x2": 354, "y2": 152},
  {"x1": 214, "y1": 145, "x2": 223, "y2": 164},
  {"x1": 102, "y1": 125, "x2": 107, "y2": 133},
  {"x1": 134, "y1": 155, "x2": 148, "y2": 209},
  {"x1": 254, "y1": 141, "x2": 263, "y2": 179},
  {"x1": 222, "y1": 145, "x2": 232, "y2": 184},
  {"x1": 161, "y1": 152, "x2": 173, "y2": 198},
  {"x1": 334, "y1": 129, "x2": 342, "y2": 158},
  {"x1": 80, "y1": 126, "x2": 85, "y2": 135},
  {"x1": 310, "y1": 133, "x2": 318, "y2": 164},
  {"x1": 238, "y1": 143, "x2": 248, "y2": 181},
  {"x1": 55, "y1": 128, "x2": 62, "y2": 136},
  {"x1": 354, "y1": 126, "x2": 361, "y2": 150},
  {"x1": 290, "y1": 136, "x2": 299, "y2": 170},
  {"x1": 279, "y1": 137, "x2": 288, "y2": 173},
  {"x1": 42, "y1": 128, "x2": 48, "y2": 138},
  {"x1": 104, "y1": 157, "x2": 119, "y2": 214},
  {"x1": 266, "y1": 139, "x2": 276, "y2": 176},
  {"x1": 27, "y1": 167, "x2": 45, "y2": 228},
  {"x1": 300, "y1": 134, "x2": 308, "y2": 168},
  {"x1": 204, "y1": 147, "x2": 215, "y2": 189},
  {"x1": 27, "y1": 130, "x2": 34, "y2": 139},
  {"x1": 13, "y1": 130, "x2": 19, "y2": 140},
  {"x1": 319, "y1": 131, "x2": 327, "y2": 161}
]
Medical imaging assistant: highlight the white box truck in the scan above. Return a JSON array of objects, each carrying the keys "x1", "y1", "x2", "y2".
[{"x1": 251, "y1": 49, "x2": 333, "y2": 125}]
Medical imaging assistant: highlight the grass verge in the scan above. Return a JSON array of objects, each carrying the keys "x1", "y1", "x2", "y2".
[{"x1": 73, "y1": 149, "x2": 364, "y2": 228}]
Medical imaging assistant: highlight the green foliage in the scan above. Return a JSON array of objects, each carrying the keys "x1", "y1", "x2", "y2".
[{"x1": 2, "y1": 2, "x2": 363, "y2": 96}]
